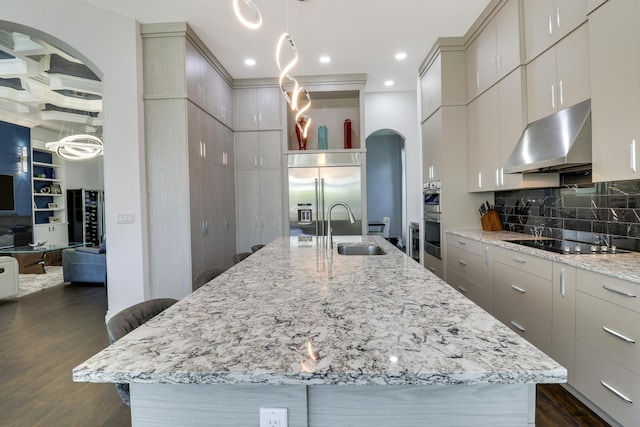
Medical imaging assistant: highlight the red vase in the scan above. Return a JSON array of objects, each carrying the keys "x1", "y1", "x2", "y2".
[
  {"x1": 344, "y1": 119, "x2": 352, "y2": 149},
  {"x1": 295, "y1": 116, "x2": 309, "y2": 150}
]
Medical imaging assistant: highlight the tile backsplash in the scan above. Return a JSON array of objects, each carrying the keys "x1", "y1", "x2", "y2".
[{"x1": 494, "y1": 179, "x2": 640, "y2": 251}]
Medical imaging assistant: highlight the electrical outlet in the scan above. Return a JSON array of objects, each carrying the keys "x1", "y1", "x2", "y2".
[
  {"x1": 116, "y1": 212, "x2": 135, "y2": 224},
  {"x1": 259, "y1": 407, "x2": 288, "y2": 427}
]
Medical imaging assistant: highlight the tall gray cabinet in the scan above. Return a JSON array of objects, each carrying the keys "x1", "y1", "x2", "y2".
[
  {"x1": 234, "y1": 84, "x2": 285, "y2": 253},
  {"x1": 142, "y1": 23, "x2": 236, "y2": 298}
]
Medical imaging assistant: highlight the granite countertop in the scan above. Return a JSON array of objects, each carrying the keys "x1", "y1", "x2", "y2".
[
  {"x1": 73, "y1": 236, "x2": 565, "y2": 387},
  {"x1": 448, "y1": 230, "x2": 640, "y2": 285}
]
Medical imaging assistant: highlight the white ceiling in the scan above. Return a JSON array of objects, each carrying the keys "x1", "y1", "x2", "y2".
[
  {"x1": 81, "y1": 0, "x2": 491, "y2": 92},
  {"x1": 0, "y1": 0, "x2": 493, "y2": 135}
]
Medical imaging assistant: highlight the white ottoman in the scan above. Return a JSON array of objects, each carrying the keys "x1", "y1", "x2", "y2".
[{"x1": 0, "y1": 256, "x2": 19, "y2": 299}]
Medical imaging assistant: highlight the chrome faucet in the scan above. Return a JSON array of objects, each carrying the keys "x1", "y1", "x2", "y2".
[{"x1": 326, "y1": 202, "x2": 356, "y2": 249}]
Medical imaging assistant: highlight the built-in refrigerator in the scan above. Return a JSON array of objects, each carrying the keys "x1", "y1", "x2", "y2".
[
  {"x1": 67, "y1": 189, "x2": 105, "y2": 246},
  {"x1": 288, "y1": 152, "x2": 364, "y2": 237}
]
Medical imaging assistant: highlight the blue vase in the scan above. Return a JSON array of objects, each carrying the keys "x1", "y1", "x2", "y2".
[{"x1": 318, "y1": 125, "x2": 328, "y2": 150}]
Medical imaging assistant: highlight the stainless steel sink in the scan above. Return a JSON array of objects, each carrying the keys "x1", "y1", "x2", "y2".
[{"x1": 337, "y1": 244, "x2": 386, "y2": 256}]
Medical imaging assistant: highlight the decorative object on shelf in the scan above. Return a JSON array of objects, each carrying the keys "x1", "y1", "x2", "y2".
[
  {"x1": 28, "y1": 240, "x2": 47, "y2": 249},
  {"x1": 38, "y1": 173, "x2": 46, "y2": 178},
  {"x1": 48, "y1": 216, "x2": 61, "y2": 223},
  {"x1": 232, "y1": 0, "x2": 262, "y2": 29},
  {"x1": 45, "y1": 134, "x2": 103, "y2": 161},
  {"x1": 40, "y1": 186, "x2": 51, "y2": 194},
  {"x1": 48, "y1": 203, "x2": 58, "y2": 209},
  {"x1": 50, "y1": 184, "x2": 62, "y2": 194},
  {"x1": 318, "y1": 125, "x2": 328, "y2": 150},
  {"x1": 295, "y1": 116, "x2": 309, "y2": 150},
  {"x1": 344, "y1": 119, "x2": 352, "y2": 149}
]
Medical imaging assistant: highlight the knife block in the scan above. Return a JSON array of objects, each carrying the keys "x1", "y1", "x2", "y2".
[{"x1": 481, "y1": 210, "x2": 502, "y2": 231}]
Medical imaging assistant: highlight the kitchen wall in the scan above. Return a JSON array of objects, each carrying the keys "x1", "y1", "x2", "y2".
[{"x1": 495, "y1": 178, "x2": 640, "y2": 251}]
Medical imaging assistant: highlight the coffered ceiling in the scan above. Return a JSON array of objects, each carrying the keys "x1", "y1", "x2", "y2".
[{"x1": 0, "y1": 30, "x2": 102, "y2": 137}]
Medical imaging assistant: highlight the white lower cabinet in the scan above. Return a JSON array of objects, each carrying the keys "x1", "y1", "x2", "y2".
[
  {"x1": 574, "y1": 269, "x2": 640, "y2": 426},
  {"x1": 450, "y1": 237, "x2": 638, "y2": 425},
  {"x1": 33, "y1": 224, "x2": 68, "y2": 246},
  {"x1": 551, "y1": 263, "x2": 576, "y2": 384},
  {"x1": 491, "y1": 247, "x2": 553, "y2": 354},
  {"x1": 446, "y1": 235, "x2": 492, "y2": 313}
]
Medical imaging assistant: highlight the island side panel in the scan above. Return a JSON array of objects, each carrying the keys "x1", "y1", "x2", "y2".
[
  {"x1": 130, "y1": 384, "x2": 308, "y2": 426},
  {"x1": 308, "y1": 383, "x2": 536, "y2": 426},
  {"x1": 129, "y1": 383, "x2": 535, "y2": 426}
]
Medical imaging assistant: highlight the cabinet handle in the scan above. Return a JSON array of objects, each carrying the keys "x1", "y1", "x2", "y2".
[
  {"x1": 253, "y1": 114, "x2": 258, "y2": 125},
  {"x1": 497, "y1": 54, "x2": 502, "y2": 74},
  {"x1": 458, "y1": 240, "x2": 466, "y2": 246},
  {"x1": 429, "y1": 267, "x2": 436, "y2": 273},
  {"x1": 511, "y1": 256, "x2": 526, "y2": 264},
  {"x1": 458, "y1": 260, "x2": 467, "y2": 266},
  {"x1": 259, "y1": 157, "x2": 263, "y2": 168},
  {"x1": 254, "y1": 157, "x2": 258, "y2": 168},
  {"x1": 560, "y1": 268, "x2": 566, "y2": 298},
  {"x1": 602, "y1": 326, "x2": 636, "y2": 344},
  {"x1": 559, "y1": 80, "x2": 564, "y2": 107},
  {"x1": 602, "y1": 284, "x2": 637, "y2": 299},
  {"x1": 631, "y1": 139, "x2": 637, "y2": 173},
  {"x1": 478, "y1": 171, "x2": 482, "y2": 189},
  {"x1": 511, "y1": 284, "x2": 527, "y2": 294},
  {"x1": 500, "y1": 168, "x2": 504, "y2": 186},
  {"x1": 548, "y1": 13, "x2": 553, "y2": 36},
  {"x1": 551, "y1": 84, "x2": 556, "y2": 110},
  {"x1": 476, "y1": 71, "x2": 480, "y2": 89},
  {"x1": 457, "y1": 286, "x2": 467, "y2": 294},
  {"x1": 484, "y1": 247, "x2": 489, "y2": 266},
  {"x1": 511, "y1": 321, "x2": 526, "y2": 332},
  {"x1": 556, "y1": 7, "x2": 561, "y2": 30},
  {"x1": 600, "y1": 381, "x2": 633, "y2": 404},
  {"x1": 258, "y1": 113, "x2": 262, "y2": 125},
  {"x1": 495, "y1": 168, "x2": 500, "y2": 187}
]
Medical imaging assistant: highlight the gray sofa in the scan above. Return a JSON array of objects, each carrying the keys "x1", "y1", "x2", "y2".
[{"x1": 62, "y1": 242, "x2": 107, "y2": 284}]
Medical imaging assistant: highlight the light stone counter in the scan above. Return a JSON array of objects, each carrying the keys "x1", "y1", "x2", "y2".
[
  {"x1": 73, "y1": 236, "x2": 565, "y2": 426},
  {"x1": 448, "y1": 230, "x2": 640, "y2": 284}
]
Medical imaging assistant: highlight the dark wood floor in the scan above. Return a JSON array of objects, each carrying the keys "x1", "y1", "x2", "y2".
[
  {"x1": 0, "y1": 283, "x2": 611, "y2": 426},
  {"x1": 0, "y1": 283, "x2": 130, "y2": 427}
]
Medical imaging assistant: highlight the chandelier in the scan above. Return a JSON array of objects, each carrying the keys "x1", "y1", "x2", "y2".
[{"x1": 45, "y1": 134, "x2": 103, "y2": 161}]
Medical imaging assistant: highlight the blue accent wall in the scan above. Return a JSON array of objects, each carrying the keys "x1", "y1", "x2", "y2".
[{"x1": 0, "y1": 120, "x2": 31, "y2": 216}]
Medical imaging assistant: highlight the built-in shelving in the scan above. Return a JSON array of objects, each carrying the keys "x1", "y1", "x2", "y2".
[{"x1": 31, "y1": 147, "x2": 68, "y2": 244}]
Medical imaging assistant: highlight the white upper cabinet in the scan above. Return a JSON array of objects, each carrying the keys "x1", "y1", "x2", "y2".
[
  {"x1": 526, "y1": 23, "x2": 590, "y2": 123},
  {"x1": 466, "y1": 0, "x2": 521, "y2": 101},
  {"x1": 468, "y1": 68, "x2": 559, "y2": 192},
  {"x1": 234, "y1": 87, "x2": 282, "y2": 130},
  {"x1": 589, "y1": 0, "x2": 640, "y2": 182},
  {"x1": 524, "y1": 0, "x2": 588, "y2": 62},
  {"x1": 420, "y1": 51, "x2": 466, "y2": 122}
]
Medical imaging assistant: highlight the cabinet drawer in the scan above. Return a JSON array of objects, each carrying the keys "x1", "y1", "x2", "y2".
[
  {"x1": 447, "y1": 269, "x2": 493, "y2": 314},
  {"x1": 575, "y1": 341, "x2": 640, "y2": 427},
  {"x1": 493, "y1": 246, "x2": 552, "y2": 279},
  {"x1": 577, "y1": 269, "x2": 640, "y2": 313},
  {"x1": 493, "y1": 262, "x2": 552, "y2": 319},
  {"x1": 493, "y1": 295, "x2": 551, "y2": 354},
  {"x1": 447, "y1": 235, "x2": 483, "y2": 256},
  {"x1": 577, "y1": 291, "x2": 640, "y2": 374},
  {"x1": 447, "y1": 245, "x2": 485, "y2": 276}
]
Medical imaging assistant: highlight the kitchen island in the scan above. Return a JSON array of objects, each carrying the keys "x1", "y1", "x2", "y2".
[{"x1": 73, "y1": 236, "x2": 565, "y2": 426}]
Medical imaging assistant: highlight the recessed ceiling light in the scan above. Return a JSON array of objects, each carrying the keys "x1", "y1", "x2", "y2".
[
  {"x1": 244, "y1": 58, "x2": 256, "y2": 66},
  {"x1": 384, "y1": 80, "x2": 395, "y2": 87},
  {"x1": 319, "y1": 56, "x2": 331, "y2": 64},
  {"x1": 395, "y1": 52, "x2": 407, "y2": 61}
]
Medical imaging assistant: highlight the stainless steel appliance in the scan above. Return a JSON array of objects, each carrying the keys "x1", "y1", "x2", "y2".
[
  {"x1": 423, "y1": 180, "x2": 441, "y2": 259},
  {"x1": 505, "y1": 238, "x2": 629, "y2": 255},
  {"x1": 288, "y1": 152, "x2": 362, "y2": 237}
]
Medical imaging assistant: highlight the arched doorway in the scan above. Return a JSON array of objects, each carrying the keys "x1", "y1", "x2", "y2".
[
  {"x1": 0, "y1": 3, "x2": 149, "y2": 315},
  {"x1": 365, "y1": 129, "x2": 405, "y2": 247}
]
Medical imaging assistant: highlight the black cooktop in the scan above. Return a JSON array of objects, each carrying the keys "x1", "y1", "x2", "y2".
[{"x1": 505, "y1": 239, "x2": 629, "y2": 255}]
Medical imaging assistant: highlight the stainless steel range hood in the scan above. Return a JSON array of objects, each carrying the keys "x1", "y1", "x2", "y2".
[{"x1": 504, "y1": 99, "x2": 592, "y2": 173}]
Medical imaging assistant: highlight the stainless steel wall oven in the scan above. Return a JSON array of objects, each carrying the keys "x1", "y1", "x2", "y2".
[{"x1": 423, "y1": 181, "x2": 441, "y2": 259}]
